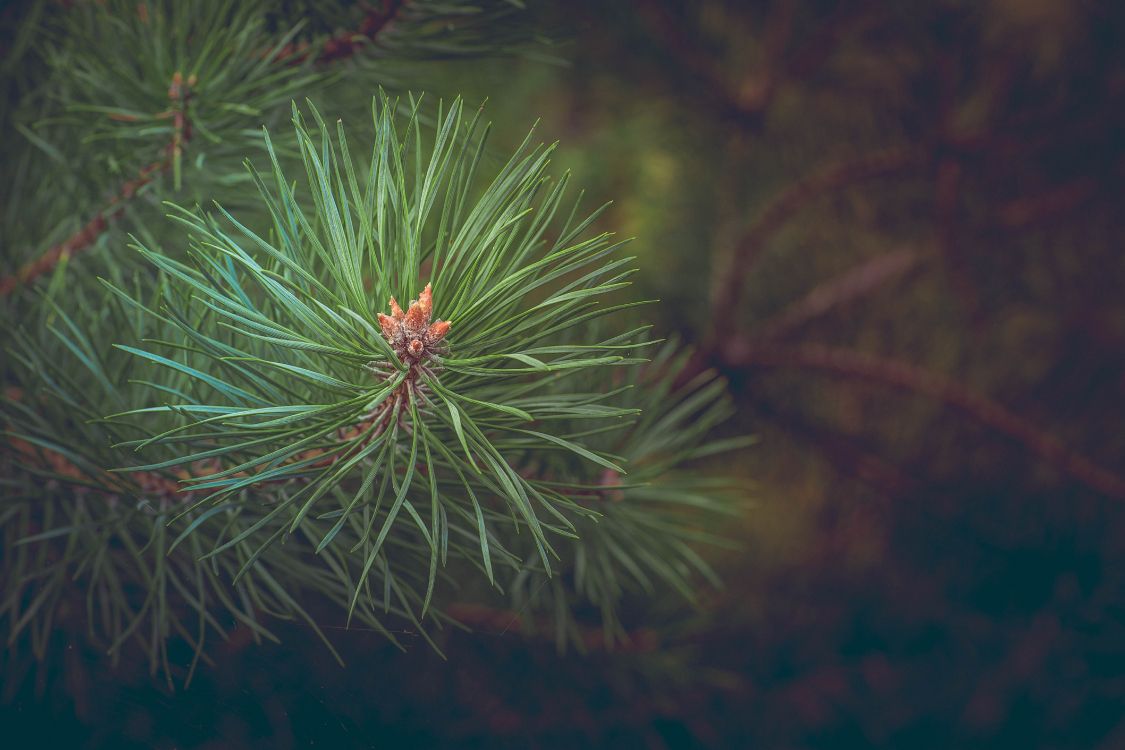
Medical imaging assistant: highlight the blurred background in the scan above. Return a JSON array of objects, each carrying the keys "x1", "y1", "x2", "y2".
[{"x1": 6, "y1": 0, "x2": 1125, "y2": 747}]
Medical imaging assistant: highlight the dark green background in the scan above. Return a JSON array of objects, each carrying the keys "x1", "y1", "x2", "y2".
[{"x1": 5, "y1": 1, "x2": 1125, "y2": 747}]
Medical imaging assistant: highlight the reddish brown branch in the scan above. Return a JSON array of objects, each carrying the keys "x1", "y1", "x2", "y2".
[
  {"x1": 783, "y1": 1, "x2": 879, "y2": 81},
  {"x1": 752, "y1": 248, "x2": 922, "y2": 342},
  {"x1": 996, "y1": 176, "x2": 1100, "y2": 229},
  {"x1": 274, "y1": 0, "x2": 405, "y2": 66},
  {"x1": 634, "y1": 0, "x2": 735, "y2": 113},
  {"x1": 5, "y1": 1, "x2": 406, "y2": 296},
  {"x1": 0, "y1": 160, "x2": 165, "y2": 296},
  {"x1": 636, "y1": 0, "x2": 874, "y2": 126},
  {"x1": 446, "y1": 602, "x2": 660, "y2": 653},
  {"x1": 723, "y1": 343, "x2": 1125, "y2": 501},
  {"x1": 1, "y1": 72, "x2": 195, "y2": 297},
  {"x1": 708, "y1": 145, "x2": 928, "y2": 344}
]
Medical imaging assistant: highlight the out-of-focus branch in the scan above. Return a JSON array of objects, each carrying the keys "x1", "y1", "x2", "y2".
[
  {"x1": 783, "y1": 1, "x2": 878, "y2": 81},
  {"x1": 1, "y1": 72, "x2": 195, "y2": 297},
  {"x1": 274, "y1": 0, "x2": 405, "y2": 65},
  {"x1": 635, "y1": 0, "x2": 876, "y2": 127},
  {"x1": 751, "y1": 248, "x2": 922, "y2": 342},
  {"x1": 4, "y1": 2, "x2": 407, "y2": 297},
  {"x1": 708, "y1": 145, "x2": 929, "y2": 343},
  {"x1": 747, "y1": 391, "x2": 919, "y2": 498},
  {"x1": 0, "y1": 165, "x2": 159, "y2": 296},
  {"x1": 446, "y1": 602, "x2": 660, "y2": 653},
  {"x1": 996, "y1": 176, "x2": 1100, "y2": 229},
  {"x1": 721, "y1": 342, "x2": 1125, "y2": 501},
  {"x1": 634, "y1": 0, "x2": 744, "y2": 120}
]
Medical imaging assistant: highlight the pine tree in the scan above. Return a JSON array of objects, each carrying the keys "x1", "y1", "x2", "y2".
[{"x1": 0, "y1": 0, "x2": 746, "y2": 685}]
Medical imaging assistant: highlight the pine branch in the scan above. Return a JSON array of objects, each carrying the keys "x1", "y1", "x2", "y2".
[
  {"x1": 707, "y1": 145, "x2": 928, "y2": 344},
  {"x1": 2, "y1": 1, "x2": 742, "y2": 668},
  {"x1": 635, "y1": 0, "x2": 876, "y2": 127},
  {"x1": 723, "y1": 342, "x2": 1125, "y2": 500},
  {"x1": 750, "y1": 248, "x2": 922, "y2": 342},
  {"x1": 0, "y1": 160, "x2": 162, "y2": 296},
  {"x1": 996, "y1": 174, "x2": 1101, "y2": 229},
  {"x1": 0, "y1": 0, "x2": 412, "y2": 297},
  {"x1": 274, "y1": 0, "x2": 406, "y2": 65},
  {"x1": 447, "y1": 602, "x2": 661, "y2": 653},
  {"x1": 747, "y1": 392, "x2": 920, "y2": 498},
  {"x1": 1, "y1": 71, "x2": 195, "y2": 296}
]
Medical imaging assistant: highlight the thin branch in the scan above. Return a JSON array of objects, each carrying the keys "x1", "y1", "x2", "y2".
[
  {"x1": 708, "y1": 144, "x2": 928, "y2": 343},
  {"x1": 319, "y1": 0, "x2": 405, "y2": 64},
  {"x1": 274, "y1": 0, "x2": 406, "y2": 66},
  {"x1": 0, "y1": 160, "x2": 164, "y2": 296},
  {"x1": 996, "y1": 175, "x2": 1100, "y2": 229},
  {"x1": 751, "y1": 248, "x2": 922, "y2": 342},
  {"x1": 783, "y1": 1, "x2": 879, "y2": 81},
  {"x1": 635, "y1": 0, "x2": 876, "y2": 127},
  {"x1": 634, "y1": 0, "x2": 740, "y2": 118},
  {"x1": 722, "y1": 343, "x2": 1125, "y2": 500},
  {"x1": 1, "y1": 71, "x2": 195, "y2": 297},
  {"x1": 3, "y1": 2, "x2": 408, "y2": 296},
  {"x1": 446, "y1": 602, "x2": 660, "y2": 653}
]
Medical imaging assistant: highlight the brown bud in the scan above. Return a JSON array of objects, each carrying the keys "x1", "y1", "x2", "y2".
[
  {"x1": 427, "y1": 320, "x2": 451, "y2": 342},
  {"x1": 404, "y1": 300, "x2": 426, "y2": 331},
  {"x1": 377, "y1": 312, "x2": 397, "y2": 340}
]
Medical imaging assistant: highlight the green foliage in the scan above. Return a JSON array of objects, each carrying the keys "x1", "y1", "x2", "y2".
[
  {"x1": 508, "y1": 341, "x2": 751, "y2": 648},
  {"x1": 1, "y1": 0, "x2": 746, "y2": 679}
]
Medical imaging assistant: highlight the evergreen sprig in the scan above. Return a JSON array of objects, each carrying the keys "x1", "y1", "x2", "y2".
[
  {"x1": 506, "y1": 340, "x2": 751, "y2": 648},
  {"x1": 1, "y1": 1, "x2": 746, "y2": 679},
  {"x1": 111, "y1": 94, "x2": 647, "y2": 617}
]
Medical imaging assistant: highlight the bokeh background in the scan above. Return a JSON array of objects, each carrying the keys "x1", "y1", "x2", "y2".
[{"x1": 6, "y1": 0, "x2": 1125, "y2": 747}]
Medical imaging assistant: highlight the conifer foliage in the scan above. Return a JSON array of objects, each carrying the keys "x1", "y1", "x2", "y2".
[{"x1": 1, "y1": 1, "x2": 745, "y2": 680}]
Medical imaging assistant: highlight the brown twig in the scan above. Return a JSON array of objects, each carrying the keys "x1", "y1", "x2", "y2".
[
  {"x1": 273, "y1": 0, "x2": 406, "y2": 66},
  {"x1": 634, "y1": 0, "x2": 741, "y2": 119},
  {"x1": 751, "y1": 248, "x2": 922, "y2": 342},
  {"x1": 746, "y1": 390, "x2": 919, "y2": 499},
  {"x1": 1, "y1": 72, "x2": 195, "y2": 297},
  {"x1": 446, "y1": 602, "x2": 660, "y2": 653},
  {"x1": 4, "y1": 2, "x2": 406, "y2": 296},
  {"x1": 0, "y1": 160, "x2": 166, "y2": 296},
  {"x1": 722, "y1": 342, "x2": 1125, "y2": 501},
  {"x1": 782, "y1": 0, "x2": 879, "y2": 81},
  {"x1": 708, "y1": 144, "x2": 929, "y2": 345},
  {"x1": 996, "y1": 176, "x2": 1100, "y2": 229},
  {"x1": 636, "y1": 0, "x2": 875, "y2": 128}
]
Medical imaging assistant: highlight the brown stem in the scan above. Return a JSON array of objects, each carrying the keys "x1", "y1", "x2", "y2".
[
  {"x1": 274, "y1": 0, "x2": 406, "y2": 66},
  {"x1": 754, "y1": 395, "x2": 920, "y2": 499},
  {"x1": 446, "y1": 602, "x2": 660, "y2": 653},
  {"x1": 5, "y1": 2, "x2": 407, "y2": 296},
  {"x1": 636, "y1": 0, "x2": 874, "y2": 128},
  {"x1": 783, "y1": 0, "x2": 879, "y2": 81},
  {"x1": 4, "y1": 364, "x2": 412, "y2": 506},
  {"x1": 634, "y1": 0, "x2": 738, "y2": 115},
  {"x1": 1, "y1": 71, "x2": 195, "y2": 297},
  {"x1": 708, "y1": 145, "x2": 929, "y2": 345},
  {"x1": 0, "y1": 159, "x2": 165, "y2": 296},
  {"x1": 751, "y1": 248, "x2": 921, "y2": 342},
  {"x1": 996, "y1": 176, "x2": 1100, "y2": 229},
  {"x1": 723, "y1": 343, "x2": 1125, "y2": 501}
]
